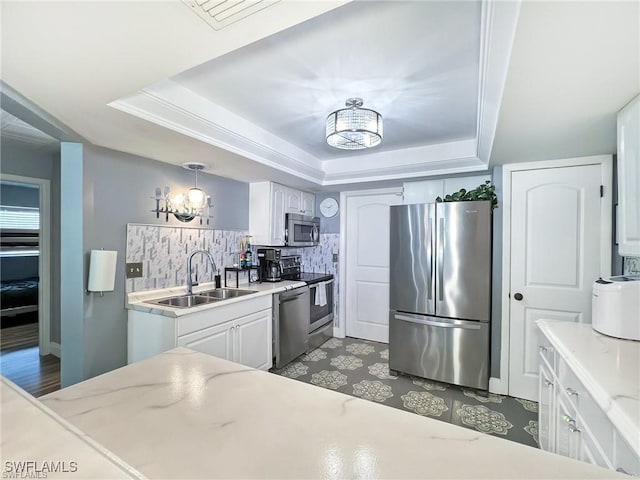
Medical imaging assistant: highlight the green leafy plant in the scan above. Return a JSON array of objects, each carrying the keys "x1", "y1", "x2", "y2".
[{"x1": 436, "y1": 180, "x2": 498, "y2": 209}]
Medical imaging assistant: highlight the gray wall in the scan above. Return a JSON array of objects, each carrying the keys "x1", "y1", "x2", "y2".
[
  {"x1": 0, "y1": 138, "x2": 61, "y2": 343},
  {"x1": 0, "y1": 183, "x2": 39, "y2": 207},
  {"x1": 79, "y1": 145, "x2": 249, "y2": 380},
  {"x1": 315, "y1": 192, "x2": 340, "y2": 234}
]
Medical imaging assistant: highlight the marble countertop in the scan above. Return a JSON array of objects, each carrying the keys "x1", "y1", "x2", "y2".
[
  {"x1": 537, "y1": 320, "x2": 640, "y2": 458},
  {"x1": 126, "y1": 280, "x2": 306, "y2": 317},
  {"x1": 0, "y1": 377, "x2": 143, "y2": 479},
  {"x1": 41, "y1": 348, "x2": 619, "y2": 479}
]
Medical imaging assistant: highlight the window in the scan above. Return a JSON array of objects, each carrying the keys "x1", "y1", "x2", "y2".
[{"x1": 0, "y1": 206, "x2": 40, "y2": 257}]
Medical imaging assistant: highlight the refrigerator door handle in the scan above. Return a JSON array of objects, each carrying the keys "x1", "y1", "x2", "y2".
[
  {"x1": 394, "y1": 313, "x2": 482, "y2": 330},
  {"x1": 437, "y1": 217, "x2": 445, "y2": 301},
  {"x1": 427, "y1": 216, "x2": 433, "y2": 300}
]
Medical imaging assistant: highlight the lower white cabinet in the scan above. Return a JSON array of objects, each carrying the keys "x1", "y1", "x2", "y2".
[
  {"x1": 128, "y1": 295, "x2": 273, "y2": 371},
  {"x1": 177, "y1": 309, "x2": 272, "y2": 370},
  {"x1": 538, "y1": 328, "x2": 639, "y2": 475}
]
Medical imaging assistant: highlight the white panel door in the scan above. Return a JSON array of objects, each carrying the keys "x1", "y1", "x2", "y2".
[
  {"x1": 509, "y1": 165, "x2": 602, "y2": 400},
  {"x1": 345, "y1": 192, "x2": 401, "y2": 342}
]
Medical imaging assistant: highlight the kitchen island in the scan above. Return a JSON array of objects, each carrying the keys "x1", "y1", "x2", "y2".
[{"x1": 39, "y1": 348, "x2": 621, "y2": 479}]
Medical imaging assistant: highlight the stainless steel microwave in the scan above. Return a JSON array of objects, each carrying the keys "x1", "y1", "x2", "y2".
[{"x1": 285, "y1": 213, "x2": 320, "y2": 247}]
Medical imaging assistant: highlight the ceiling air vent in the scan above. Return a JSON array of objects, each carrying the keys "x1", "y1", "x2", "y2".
[{"x1": 182, "y1": 0, "x2": 280, "y2": 31}]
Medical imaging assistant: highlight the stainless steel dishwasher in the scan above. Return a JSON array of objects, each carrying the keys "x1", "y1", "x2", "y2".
[{"x1": 273, "y1": 286, "x2": 310, "y2": 369}]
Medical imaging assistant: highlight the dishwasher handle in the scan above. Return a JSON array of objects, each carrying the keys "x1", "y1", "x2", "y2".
[{"x1": 279, "y1": 286, "x2": 309, "y2": 301}]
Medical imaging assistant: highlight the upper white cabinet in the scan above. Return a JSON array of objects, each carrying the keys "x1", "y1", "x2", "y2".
[
  {"x1": 402, "y1": 175, "x2": 491, "y2": 204},
  {"x1": 250, "y1": 182, "x2": 315, "y2": 246},
  {"x1": 617, "y1": 95, "x2": 640, "y2": 257},
  {"x1": 300, "y1": 191, "x2": 315, "y2": 216}
]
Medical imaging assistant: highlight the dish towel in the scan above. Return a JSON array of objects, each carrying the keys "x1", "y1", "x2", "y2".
[{"x1": 315, "y1": 282, "x2": 327, "y2": 307}]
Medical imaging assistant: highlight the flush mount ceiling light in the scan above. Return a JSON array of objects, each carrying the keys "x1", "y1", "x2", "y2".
[{"x1": 326, "y1": 97, "x2": 383, "y2": 150}]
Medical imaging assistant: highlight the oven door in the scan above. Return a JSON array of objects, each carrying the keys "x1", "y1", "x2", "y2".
[
  {"x1": 309, "y1": 279, "x2": 334, "y2": 332},
  {"x1": 286, "y1": 214, "x2": 320, "y2": 247}
]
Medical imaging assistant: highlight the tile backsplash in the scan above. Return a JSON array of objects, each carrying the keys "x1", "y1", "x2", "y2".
[
  {"x1": 623, "y1": 257, "x2": 640, "y2": 276},
  {"x1": 278, "y1": 233, "x2": 341, "y2": 327},
  {"x1": 125, "y1": 224, "x2": 248, "y2": 292},
  {"x1": 126, "y1": 225, "x2": 341, "y2": 328}
]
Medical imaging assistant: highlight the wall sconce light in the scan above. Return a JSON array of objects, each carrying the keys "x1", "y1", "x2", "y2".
[{"x1": 152, "y1": 163, "x2": 213, "y2": 224}]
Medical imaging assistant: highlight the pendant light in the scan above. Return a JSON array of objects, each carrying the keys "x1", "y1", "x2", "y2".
[
  {"x1": 183, "y1": 162, "x2": 207, "y2": 210},
  {"x1": 326, "y1": 97, "x2": 383, "y2": 150}
]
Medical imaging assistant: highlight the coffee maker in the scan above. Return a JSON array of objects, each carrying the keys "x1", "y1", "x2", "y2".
[{"x1": 257, "y1": 248, "x2": 282, "y2": 282}]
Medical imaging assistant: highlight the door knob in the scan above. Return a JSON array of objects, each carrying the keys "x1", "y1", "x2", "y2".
[{"x1": 514, "y1": 292, "x2": 523, "y2": 301}]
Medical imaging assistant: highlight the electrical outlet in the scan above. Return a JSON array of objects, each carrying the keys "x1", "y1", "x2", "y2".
[
  {"x1": 126, "y1": 262, "x2": 143, "y2": 279},
  {"x1": 332, "y1": 253, "x2": 338, "y2": 263}
]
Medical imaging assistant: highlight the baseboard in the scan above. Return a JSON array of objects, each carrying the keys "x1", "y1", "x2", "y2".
[
  {"x1": 49, "y1": 342, "x2": 61, "y2": 358},
  {"x1": 489, "y1": 376, "x2": 508, "y2": 395}
]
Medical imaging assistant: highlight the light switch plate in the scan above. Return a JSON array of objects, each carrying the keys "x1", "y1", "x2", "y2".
[
  {"x1": 126, "y1": 262, "x2": 143, "y2": 278},
  {"x1": 332, "y1": 253, "x2": 338, "y2": 263}
]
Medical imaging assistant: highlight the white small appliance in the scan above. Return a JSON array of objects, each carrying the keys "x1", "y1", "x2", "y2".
[{"x1": 592, "y1": 276, "x2": 640, "y2": 341}]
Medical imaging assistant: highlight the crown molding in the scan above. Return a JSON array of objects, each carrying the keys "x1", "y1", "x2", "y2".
[
  {"x1": 110, "y1": 0, "x2": 520, "y2": 186},
  {"x1": 476, "y1": 0, "x2": 522, "y2": 164}
]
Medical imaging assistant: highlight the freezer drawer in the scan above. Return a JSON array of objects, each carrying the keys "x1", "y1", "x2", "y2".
[{"x1": 389, "y1": 311, "x2": 489, "y2": 390}]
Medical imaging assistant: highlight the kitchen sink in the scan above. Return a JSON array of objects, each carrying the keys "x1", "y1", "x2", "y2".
[
  {"x1": 149, "y1": 295, "x2": 221, "y2": 308},
  {"x1": 199, "y1": 288, "x2": 258, "y2": 300}
]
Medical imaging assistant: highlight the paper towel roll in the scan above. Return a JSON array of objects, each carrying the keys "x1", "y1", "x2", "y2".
[{"x1": 88, "y1": 250, "x2": 118, "y2": 292}]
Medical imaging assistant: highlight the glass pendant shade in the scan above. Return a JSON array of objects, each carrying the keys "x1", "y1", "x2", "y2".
[
  {"x1": 326, "y1": 98, "x2": 383, "y2": 150},
  {"x1": 186, "y1": 187, "x2": 206, "y2": 209}
]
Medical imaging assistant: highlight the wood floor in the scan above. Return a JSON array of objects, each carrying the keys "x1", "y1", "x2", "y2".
[{"x1": 0, "y1": 322, "x2": 61, "y2": 397}]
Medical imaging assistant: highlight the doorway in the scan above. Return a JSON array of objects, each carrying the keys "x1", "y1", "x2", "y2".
[
  {"x1": 0, "y1": 175, "x2": 59, "y2": 396},
  {"x1": 339, "y1": 188, "x2": 402, "y2": 342},
  {"x1": 500, "y1": 155, "x2": 612, "y2": 401}
]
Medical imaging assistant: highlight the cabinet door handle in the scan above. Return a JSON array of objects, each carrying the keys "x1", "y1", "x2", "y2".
[
  {"x1": 544, "y1": 379, "x2": 553, "y2": 387},
  {"x1": 539, "y1": 346, "x2": 547, "y2": 353},
  {"x1": 566, "y1": 387, "x2": 578, "y2": 397},
  {"x1": 569, "y1": 425, "x2": 581, "y2": 433}
]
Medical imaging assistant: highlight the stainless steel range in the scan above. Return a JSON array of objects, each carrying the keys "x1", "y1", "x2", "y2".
[{"x1": 281, "y1": 256, "x2": 334, "y2": 351}]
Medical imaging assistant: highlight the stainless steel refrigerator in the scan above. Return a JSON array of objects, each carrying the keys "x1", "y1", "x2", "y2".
[{"x1": 389, "y1": 200, "x2": 492, "y2": 390}]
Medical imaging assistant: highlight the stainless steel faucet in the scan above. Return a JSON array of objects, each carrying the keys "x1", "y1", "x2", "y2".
[{"x1": 187, "y1": 250, "x2": 217, "y2": 295}]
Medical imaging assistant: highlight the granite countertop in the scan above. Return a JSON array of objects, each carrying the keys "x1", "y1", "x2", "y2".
[
  {"x1": 41, "y1": 348, "x2": 619, "y2": 479},
  {"x1": 537, "y1": 320, "x2": 640, "y2": 457},
  {"x1": 126, "y1": 280, "x2": 306, "y2": 317},
  {"x1": 0, "y1": 378, "x2": 143, "y2": 479}
]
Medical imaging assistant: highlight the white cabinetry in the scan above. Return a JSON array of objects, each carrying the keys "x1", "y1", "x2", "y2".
[
  {"x1": 402, "y1": 175, "x2": 491, "y2": 204},
  {"x1": 300, "y1": 191, "x2": 315, "y2": 216},
  {"x1": 128, "y1": 295, "x2": 272, "y2": 371},
  {"x1": 537, "y1": 327, "x2": 639, "y2": 475},
  {"x1": 617, "y1": 95, "x2": 640, "y2": 257},
  {"x1": 177, "y1": 309, "x2": 272, "y2": 370},
  {"x1": 250, "y1": 182, "x2": 315, "y2": 246}
]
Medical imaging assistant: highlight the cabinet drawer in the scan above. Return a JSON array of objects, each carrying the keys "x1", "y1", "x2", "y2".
[
  {"x1": 537, "y1": 331, "x2": 555, "y2": 371},
  {"x1": 557, "y1": 356, "x2": 616, "y2": 462}
]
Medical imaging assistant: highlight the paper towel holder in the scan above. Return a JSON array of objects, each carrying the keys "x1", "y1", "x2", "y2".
[{"x1": 87, "y1": 249, "x2": 118, "y2": 296}]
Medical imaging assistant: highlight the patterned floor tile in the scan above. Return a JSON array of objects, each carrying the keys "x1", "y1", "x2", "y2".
[
  {"x1": 271, "y1": 337, "x2": 539, "y2": 448},
  {"x1": 352, "y1": 380, "x2": 394, "y2": 403},
  {"x1": 452, "y1": 402, "x2": 513, "y2": 435}
]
